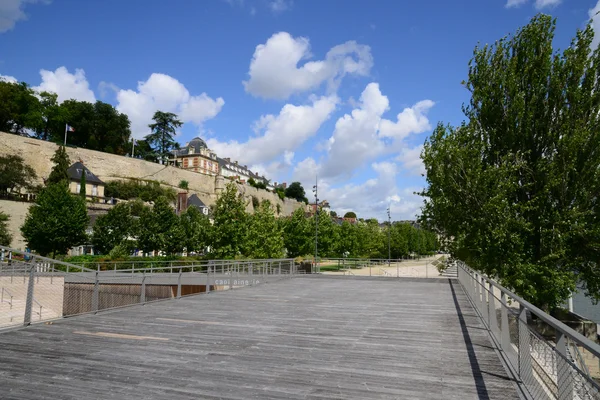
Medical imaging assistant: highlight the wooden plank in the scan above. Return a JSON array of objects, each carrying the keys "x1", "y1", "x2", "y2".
[{"x1": 0, "y1": 277, "x2": 518, "y2": 399}]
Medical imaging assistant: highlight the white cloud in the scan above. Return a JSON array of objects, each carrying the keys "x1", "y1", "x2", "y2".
[
  {"x1": 505, "y1": 0, "x2": 528, "y2": 7},
  {"x1": 397, "y1": 145, "x2": 425, "y2": 176},
  {"x1": 590, "y1": 1, "x2": 600, "y2": 49},
  {"x1": 243, "y1": 32, "x2": 373, "y2": 99},
  {"x1": 505, "y1": 0, "x2": 561, "y2": 8},
  {"x1": 115, "y1": 73, "x2": 225, "y2": 139},
  {"x1": 294, "y1": 160, "x2": 422, "y2": 221},
  {"x1": 270, "y1": 0, "x2": 292, "y2": 13},
  {"x1": 317, "y1": 82, "x2": 434, "y2": 180},
  {"x1": 0, "y1": 74, "x2": 17, "y2": 83},
  {"x1": 207, "y1": 94, "x2": 338, "y2": 165},
  {"x1": 33, "y1": 67, "x2": 96, "y2": 103},
  {"x1": 0, "y1": 0, "x2": 49, "y2": 33},
  {"x1": 379, "y1": 100, "x2": 434, "y2": 140}
]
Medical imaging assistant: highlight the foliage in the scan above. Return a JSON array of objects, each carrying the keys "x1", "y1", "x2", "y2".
[
  {"x1": 104, "y1": 179, "x2": 176, "y2": 202},
  {"x1": 275, "y1": 187, "x2": 285, "y2": 200},
  {"x1": 79, "y1": 167, "x2": 86, "y2": 198},
  {"x1": 146, "y1": 111, "x2": 182, "y2": 163},
  {"x1": 132, "y1": 139, "x2": 157, "y2": 162},
  {"x1": 178, "y1": 180, "x2": 189, "y2": 190},
  {"x1": 281, "y1": 208, "x2": 312, "y2": 257},
  {"x1": 419, "y1": 14, "x2": 600, "y2": 309},
  {"x1": 248, "y1": 177, "x2": 267, "y2": 190},
  {"x1": 251, "y1": 195, "x2": 259, "y2": 209},
  {"x1": 245, "y1": 200, "x2": 284, "y2": 258},
  {"x1": 0, "y1": 210, "x2": 11, "y2": 246},
  {"x1": 211, "y1": 182, "x2": 248, "y2": 258},
  {"x1": 330, "y1": 211, "x2": 337, "y2": 217},
  {"x1": 285, "y1": 182, "x2": 308, "y2": 203},
  {"x1": 47, "y1": 146, "x2": 71, "y2": 186},
  {"x1": 137, "y1": 197, "x2": 181, "y2": 255},
  {"x1": 276, "y1": 203, "x2": 281, "y2": 215},
  {"x1": 180, "y1": 206, "x2": 212, "y2": 254},
  {"x1": 21, "y1": 183, "x2": 88, "y2": 257},
  {"x1": 310, "y1": 210, "x2": 338, "y2": 257},
  {"x1": 0, "y1": 81, "x2": 40, "y2": 135},
  {"x1": 92, "y1": 202, "x2": 142, "y2": 254},
  {"x1": 343, "y1": 211, "x2": 356, "y2": 219},
  {"x1": 0, "y1": 154, "x2": 37, "y2": 195}
]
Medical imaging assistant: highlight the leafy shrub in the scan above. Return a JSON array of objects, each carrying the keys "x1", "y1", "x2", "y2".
[{"x1": 104, "y1": 179, "x2": 176, "y2": 202}]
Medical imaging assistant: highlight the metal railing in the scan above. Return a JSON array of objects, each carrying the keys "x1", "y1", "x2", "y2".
[
  {"x1": 316, "y1": 256, "x2": 454, "y2": 278},
  {"x1": 0, "y1": 245, "x2": 298, "y2": 330},
  {"x1": 457, "y1": 262, "x2": 600, "y2": 400}
]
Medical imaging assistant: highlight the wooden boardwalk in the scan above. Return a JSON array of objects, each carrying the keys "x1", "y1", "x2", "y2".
[{"x1": 0, "y1": 276, "x2": 518, "y2": 399}]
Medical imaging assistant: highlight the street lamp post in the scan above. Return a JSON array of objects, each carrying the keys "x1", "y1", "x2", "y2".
[
  {"x1": 387, "y1": 206, "x2": 391, "y2": 269},
  {"x1": 313, "y1": 177, "x2": 319, "y2": 273}
]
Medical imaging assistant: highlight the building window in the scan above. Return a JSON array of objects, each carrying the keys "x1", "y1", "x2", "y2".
[
  {"x1": 92, "y1": 185, "x2": 98, "y2": 196},
  {"x1": 183, "y1": 158, "x2": 189, "y2": 168},
  {"x1": 193, "y1": 157, "x2": 199, "y2": 167}
]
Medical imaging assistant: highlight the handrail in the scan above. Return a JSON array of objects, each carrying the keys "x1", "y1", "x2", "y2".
[
  {"x1": 0, "y1": 245, "x2": 95, "y2": 272},
  {"x1": 32, "y1": 298, "x2": 43, "y2": 319},
  {"x1": 1, "y1": 287, "x2": 13, "y2": 309},
  {"x1": 459, "y1": 263, "x2": 600, "y2": 358}
]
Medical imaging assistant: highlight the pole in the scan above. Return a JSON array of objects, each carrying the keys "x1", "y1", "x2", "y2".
[
  {"x1": 313, "y1": 176, "x2": 318, "y2": 273},
  {"x1": 64, "y1": 124, "x2": 68, "y2": 146},
  {"x1": 131, "y1": 138, "x2": 136, "y2": 158},
  {"x1": 387, "y1": 207, "x2": 391, "y2": 268}
]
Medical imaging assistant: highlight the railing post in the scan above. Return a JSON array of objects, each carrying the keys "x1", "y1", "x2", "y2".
[
  {"x1": 177, "y1": 268, "x2": 182, "y2": 299},
  {"x1": 500, "y1": 292, "x2": 511, "y2": 352},
  {"x1": 278, "y1": 261, "x2": 281, "y2": 276},
  {"x1": 488, "y1": 282, "x2": 498, "y2": 336},
  {"x1": 23, "y1": 264, "x2": 35, "y2": 326},
  {"x1": 479, "y1": 276, "x2": 488, "y2": 325},
  {"x1": 206, "y1": 266, "x2": 211, "y2": 293},
  {"x1": 518, "y1": 305, "x2": 532, "y2": 383},
  {"x1": 92, "y1": 271, "x2": 99, "y2": 313},
  {"x1": 140, "y1": 272, "x2": 146, "y2": 303},
  {"x1": 555, "y1": 330, "x2": 574, "y2": 400}
]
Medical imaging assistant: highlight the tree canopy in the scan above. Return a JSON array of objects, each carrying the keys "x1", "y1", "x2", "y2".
[
  {"x1": 0, "y1": 210, "x2": 11, "y2": 247},
  {"x1": 0, "y1": 154, "x2": 37, "y2": 195},
  {"x1": 47, "y1": 146, "x2": 71, "y2": 186},
  {"x1": 284, "y1": 182, "x2": 308, "y2": 203},
  {"x1": 21, "y1": 183, "x2": 88, "y2": 257},
  {"x1": 420, "y1": 14, "x2": 600, "y2": 309},
  {"x1": 210, "y1": 182, "x2": 248, "y2": 258},
  {"x1": 146, "y1": 111, "x2": 182, "y2": 163}
]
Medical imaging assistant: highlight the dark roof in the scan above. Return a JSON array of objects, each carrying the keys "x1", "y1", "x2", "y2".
[
  {"x1": 67, "y1": 162, "x2": 104, "y2": 185},
  {"x1": 188, "y1": 194, "x2": 208, "y2": 209},
  {"x1": 173, "y1": 137, "x2": 209, "y2": 156}
]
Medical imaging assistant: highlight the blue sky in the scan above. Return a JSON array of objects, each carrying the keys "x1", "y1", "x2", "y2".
[{"x1": 1, "y1": 0, "x2": 598, "y2": 220}]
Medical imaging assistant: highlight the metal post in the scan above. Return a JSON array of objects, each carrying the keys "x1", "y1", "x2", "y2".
[
  {"x1": 555, "y1": 330, "x2": 574, "y2": 400},
  {"x1": 206, "y1": 266, "x2": 211, "y2": 293},
  {"x1": 480, "y1": 276, "x2": 488, "y2": 325},
  {"x1": 518, "y1": 305, "x2": 532, "y2": 382},
  {"x1": 488, "y1": 282, "x2": 498, "y2": 337},
  {"x1": 500, "y1": 292, "x2": 511, "y2": 352},
  {"x1": 23, "y1": 265, "x2": 35, "y2": 326},
  {"x1": 177, "y1": 268, "x2": 182, "y2": 298},
  {"x1": 140, "y1": 272, "x2": 146, "y2": 303},
  {"x1": 92, "y1": 271, "x2": 99, "y2": 313},
  {"x1": 387, "y1": 207, "x2": 391, "y2": 268}
]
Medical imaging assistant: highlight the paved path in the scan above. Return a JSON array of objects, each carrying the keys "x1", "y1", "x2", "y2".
[{"x1": 0, "y1": 276, "x2": 518, "y2": 399}]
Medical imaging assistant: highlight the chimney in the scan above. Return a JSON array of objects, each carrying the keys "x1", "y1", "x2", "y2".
[
  {"x1": 235, "y1": 161, "x2": 238, "y2": 165},
  {"x1": 244, "y1": 165, "x2": 247, "y2": 169},
  {"x1": 225, "y1": 157, "x2": 230, "y2": 162}
]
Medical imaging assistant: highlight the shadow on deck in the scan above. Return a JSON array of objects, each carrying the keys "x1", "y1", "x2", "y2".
[{"x1": 0, "y1": 276, "x2": 518, "y2": 399}]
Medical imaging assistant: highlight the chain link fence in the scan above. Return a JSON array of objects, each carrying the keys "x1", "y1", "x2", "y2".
[
  {"x1": 0, "y1": 246, "x2": 296, "y2": 330},
  {"x1": 457, "y1": 262, "x2": 600, "y2": 400}
]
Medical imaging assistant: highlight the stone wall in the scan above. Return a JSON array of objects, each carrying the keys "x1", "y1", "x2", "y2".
[
  {"x1": 0, "y1": 199, "x2": 30, "y2": 250},
  {"x1": 0, "y1": 132, "x2": 304, "y2": 249}
]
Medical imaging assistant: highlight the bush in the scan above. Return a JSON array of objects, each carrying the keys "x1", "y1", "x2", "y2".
[{"x1": 104, "y1": 179, "x2": 176, "y2": 202}]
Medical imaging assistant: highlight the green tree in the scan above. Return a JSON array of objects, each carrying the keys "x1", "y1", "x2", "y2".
[
  {"x1": 79, "y1": 168, "x2": 86, "y2": 198},
  {"x1": 285, "y1": 182, "x2": 308, "y2": 203},
  {"x1": 132, "y1": 139, "x2": 157, "y2": 162},
  {"x1": 343, "y1": 211, "x2": 357, "y2": 219},
  {"x1": 0, "y1": 155, "x2": 37, "y2": 195},
  {"x1": 0, "y1": 81, "x2": 41, "y2": 135},
  {"x1": 420, "y1": 14, "x2": 600, "y2": 309},
  {"x1": 21, "y1": 183, "x2": 88, "y2": 257},
  {"x1": 146, "y1": 111, "x2": 182, "y2": 163},
  {"x1": 311, "y1": 210, "x2": 338, "y2": 257},
  {"x1": 34, "y1": 91, "x2": 60, "y2": 141},
  {"x1": 178, "y1": 180, "x2": 189, "y2": 190},
  {"x1": 337, "y1": 221, "x2": 359, "y2": 257},
  {"x1": 211, "y1": 183, "x2": 248, "y2": 258},
  {"x1": 47, "y1": 146, "x2": 71, "y2": 186},
  {"x1": 180, "y1": 206, "x2": 212, "y2": 254},
  {"x1": 245, "y1": 200, "x2": 284, "y2": 258},
  {"x1": 137, "y1": 197, "x2": 181, "y2": 255},
  {"x1": 357, "y1": 219, "x2": 385, "y2": 258},
  {"x1": 0, "y1": 210, "x2": 11, "y2": 246},
  {"x1": 282, "y1": 208, "x2": 312, "y2": 257},
  {"x1": 91, "y1": 202, "x2": 141, "y2": 254}
]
